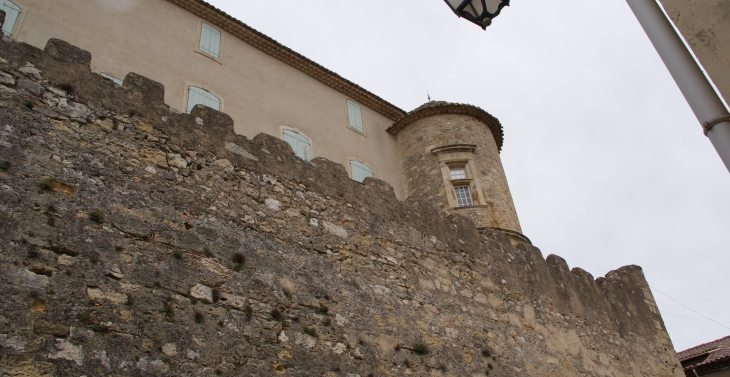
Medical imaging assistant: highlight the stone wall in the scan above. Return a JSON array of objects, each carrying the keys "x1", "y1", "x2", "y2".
[
  {"x1": 658, "y1": 0, "x2": 730, "y2": 105},
  {"x1": 0, "y1": 38, "x2": 685, "y2": 376}
]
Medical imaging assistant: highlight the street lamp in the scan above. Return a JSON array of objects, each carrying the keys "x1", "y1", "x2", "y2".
[{"x1": 443, "y1": 0, "x2": 510, "y2": 29}]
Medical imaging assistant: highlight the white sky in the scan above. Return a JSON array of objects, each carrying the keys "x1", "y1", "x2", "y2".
[{"x1": 205, "y1": 0, "x2": 730, "y2": 352}]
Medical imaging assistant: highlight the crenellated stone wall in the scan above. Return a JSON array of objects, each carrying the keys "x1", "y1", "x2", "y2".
[{"x1": 0, "y1": 37, "x2": 684, "y2": 376}]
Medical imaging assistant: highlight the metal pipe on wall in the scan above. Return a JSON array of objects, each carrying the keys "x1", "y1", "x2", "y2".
[{"x1": 625, "y1": 0, "x2": 730, "y2": 173}]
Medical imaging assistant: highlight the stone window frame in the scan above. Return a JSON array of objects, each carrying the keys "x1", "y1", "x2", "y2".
[
  {"x1": 194, "y1": 21, "x2": 224, "y2": 64},
  {"x1": 431, "y1": 144, "x2": 488, "y2": 209}
]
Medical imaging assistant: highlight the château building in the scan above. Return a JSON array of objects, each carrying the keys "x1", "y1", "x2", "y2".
[{"x1": 1, "y1": 0, "x2": 528, "y2": 243}]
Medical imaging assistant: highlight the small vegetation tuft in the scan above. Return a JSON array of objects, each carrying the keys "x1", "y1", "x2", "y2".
[
  {"x1": 77, "y1": 311, "x2": 92, "y2": 324},
  {"x1": 172, "y1": 249, "x2": 183, "y2": 259},
  {"x1": 303, "y1": 326, "x2": 317, "y2": 337},
  {"x1": 161, "y1": 302, "x2": 174, "y2": 321},
  {"x1": 203, "y1": 246, "x2": 212, "y2": 257},
  {"x1": 125, "y1": 295, "x2": 134, "y2": 307},
  {"x1": 244, "y1": 305, "x2": 253, "y2": 319},
  {"x1": 0, "y1": 161, "x2": 9, "y2": 170},
  {"x1": 23, "y1": 100, "x2": 33, "y2": 109},
  {"x1": 412, "y1": 343, "x2": 428, "y2": 355},
  {"x1": 232, "y1": 252, "x2": 245, "y2": 271},
  {"x1": 211, "y1": 288, "x2": 221, "y2": 303},
  {"x1": 89, "y1": 253, "x2": 99, "y2": 264},
  {"x1": 37, "y1": 178, "x2": 54, "y2": 191},
  {"x1": 92, "y1": 324, "x2": 110, "y2": 334},
  {"x1": 89, "y1": 209, "x2": 104, "y2": 224},
  {"x1": 319, "y1": 303, "x2": 329, "y2": 314}
]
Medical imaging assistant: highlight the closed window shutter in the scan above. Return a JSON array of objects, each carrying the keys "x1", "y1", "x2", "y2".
[
  {"x1": 199, "y1": 23, "x2": 221, "y2": 58},
  {"x1": 1, "y1": 0, "x2": 21, "y2": 36},
  {"x1": 346, "y1": 100, "x2": 363, "y2": 132},
  {"x1": 350, "y1": 160, "x2": 373, "y2": 183},
  {"x1": 187, "y1": 86, "x2": 220, "y2": 113},
  {"x1": 283, "y1": 130, "x2": 311, "y2": 161}
]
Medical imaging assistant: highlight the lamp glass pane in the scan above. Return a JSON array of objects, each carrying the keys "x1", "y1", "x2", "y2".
[
  {"x1": 485, "y1": 0, "x2": 502, "y2": 14},
  {"x1": 445, "y1": 0, "x2": 463, "y2": 11}
]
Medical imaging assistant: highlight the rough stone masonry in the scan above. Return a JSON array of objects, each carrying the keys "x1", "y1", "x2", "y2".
[{"x1": 0, "y1": 37, "x2": 685, "y2": 377}]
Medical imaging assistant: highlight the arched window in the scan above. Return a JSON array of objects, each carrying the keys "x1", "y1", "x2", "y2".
[
  {"x1": 187, "y1": 86, "x2": 220, "y2": 113},
  {"x1": 282, "y1": 129, "x2": 311, "y2": 161},
  {"x1": 1, "y1": 0, "x2": 21, "y2": 36},
  {"x1": 349, "y1": 160, "x2": 373, "y2": 183}
]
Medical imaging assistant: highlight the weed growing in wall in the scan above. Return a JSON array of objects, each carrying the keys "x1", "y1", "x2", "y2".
[
  {"x1": 0, "y1": 161, "x2": 9, "y2": 170},
  {"x1": 89, "y1": 209, "x2": 104, "y2": 224},
  {"x1": 37, "y1": 178, "x2": 53, "y2": 191},
  {"x1": 412, "y1": 343, "x2": 428, "y2": 355}
]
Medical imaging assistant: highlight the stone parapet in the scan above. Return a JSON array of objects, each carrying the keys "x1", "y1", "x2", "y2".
[{"x1": 0, "y1": 37, "x2": 683, "y2": 376}]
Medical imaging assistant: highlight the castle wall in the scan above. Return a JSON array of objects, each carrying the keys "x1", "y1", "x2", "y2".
[
  {"x1": 396, "y1": 113, "x2": 523, "y2": 234},
  {"x1": 8, "y1": 0, "x2": 406, "y2": 199},
  {"x1": 0, "y1": 38, "x2": 684, "y2": 377},
  {"x1": 657, "y1": 0, "x2": 730, "y2": 105}
]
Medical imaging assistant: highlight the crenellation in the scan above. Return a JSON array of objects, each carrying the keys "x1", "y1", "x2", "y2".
[{"x1": 0, "y1": 37, "x2": 685, "y2": 376}]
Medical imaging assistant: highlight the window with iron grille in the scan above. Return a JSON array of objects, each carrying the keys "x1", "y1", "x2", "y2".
[{"x1": 454, "y1": 185, "x2": 473, "y2": 207}]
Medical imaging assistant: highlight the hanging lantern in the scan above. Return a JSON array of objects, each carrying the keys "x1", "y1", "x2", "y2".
[{"x1": 443, "y1": 0, "x2": 510, "y2": 29}]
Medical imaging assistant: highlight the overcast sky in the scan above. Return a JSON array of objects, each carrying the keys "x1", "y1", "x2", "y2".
[{"x1": 205, "y1": 0, "x2": 730, "y2": 351}]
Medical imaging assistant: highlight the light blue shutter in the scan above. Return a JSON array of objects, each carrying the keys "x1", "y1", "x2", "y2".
[
  {"x1": 199, "y1": 23, "x2": 221, "y2": 58},
  {"x1": 346, "y1": 100, "x2": 363, "y2": 132},
  {"x1": 283, "y1": 130, "x2": 310, "y2": 161},
  {"x1": 349, "y1": 160, "x2": 373, "y2": 183},
  {"x1": 187, "y1": 87, "x2": 220, "y2": 113},
  {"x1": 100, "y1": 73, "x2": 123, "y2": 86},
  {"x1": 1, "y1": 0, "x2": 21, "y2": 36}
]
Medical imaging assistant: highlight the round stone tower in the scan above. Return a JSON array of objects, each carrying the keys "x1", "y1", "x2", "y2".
[{"x1": 388, "y1": 101, "x2": 529, "y2": 244}]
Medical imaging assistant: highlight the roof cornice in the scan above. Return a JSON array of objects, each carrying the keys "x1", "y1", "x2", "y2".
[
  {"x1": 166, "y1": 0, "x2": 406, "y2": 121},
  {"x1": 387, "y1": 101, "x2": 504, "y2": 152}
]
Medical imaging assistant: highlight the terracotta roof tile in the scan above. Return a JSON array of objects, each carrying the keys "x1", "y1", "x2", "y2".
[
  {"x1": 387, "y1": 101, "x2": 505, "y2": 152},
  {"x1": 678, "y1": 334, "x2": 730, "y2": 371}
]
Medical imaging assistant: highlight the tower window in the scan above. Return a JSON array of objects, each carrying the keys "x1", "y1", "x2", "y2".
[
  {"x1": 450, "y1": 167, "x2": 467, "y2": 180},
  {"x1": 346, "y1": 99, "x2": 364, "y2": 132},
  {"x1": 454, "y1": 186, "x2": 474, "y2": 207},
  {"x1": 1, "y1": 0, "x2": 21, "y2": 36},
  {"x1": 187, "y1": 86, "x2": 221, "y2": 113},
  {"x1": 282, "y1": 129, "x2": 311, "y2": 161},
  {"x1": 349, "y1": 160, "x2": 373, "y2": 183},
  {"x1": 199, "y1": 23, "x2": 222, "y2": 59}
]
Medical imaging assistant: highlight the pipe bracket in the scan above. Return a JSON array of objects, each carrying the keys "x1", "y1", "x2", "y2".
[{"x1": 702, "y1": 115, "x2": 730, "y2": 136}]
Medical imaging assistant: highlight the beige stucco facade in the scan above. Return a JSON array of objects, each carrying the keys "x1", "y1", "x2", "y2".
[
  {"x1": 6, "y1": 0, "x2": 407, "y2": 198},
  {"x1": 658, "y1": 0, "x2": 730, "y2": 105}
]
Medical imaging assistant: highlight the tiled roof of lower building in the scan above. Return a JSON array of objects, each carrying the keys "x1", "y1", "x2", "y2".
[
  {"x1": 166, "y1": 0, "x2": 406, "y2": 121},
  {"x1": 678, "y1": 335, "x2": 730, "y2": 372}
]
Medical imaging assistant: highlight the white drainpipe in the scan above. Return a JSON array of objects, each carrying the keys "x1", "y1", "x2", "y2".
[{"x1": 625, "y1": 0, "x2": 730, "y2": 173}]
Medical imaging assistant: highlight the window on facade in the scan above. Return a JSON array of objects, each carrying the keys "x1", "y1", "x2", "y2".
[
  {"x1": 454, "y1": 186, "x2": 474, "y2": 207},
  {"x1": 349, "y1": 160, "x2": 373, "y2": 183},
  {"x1": 346, "y1": 100, "x2": 364, "y2": 132},
  {"x1": 199, "y1": 23, "x2": 222, "y2": 59},
  {"x1": 1, "y1": 0, "x2": 21, "y2": 36},
  {"x1": 282, "y1": 129, "x2": 311, "y2": 161},
  {"x1": 450, "y1": 167, "x2": 467, "y2": 180},
  {"x1": 100, "y1": 73, "x2": 123, "y2": 86},
  {"x1": 187, "y1": 86, "x2": 221, "y2": 113}
]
